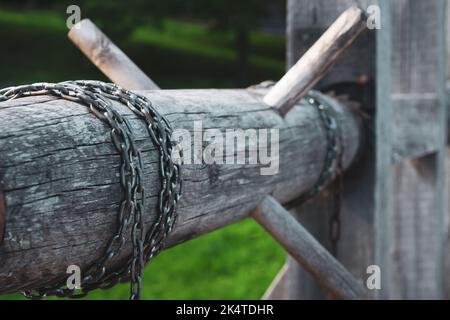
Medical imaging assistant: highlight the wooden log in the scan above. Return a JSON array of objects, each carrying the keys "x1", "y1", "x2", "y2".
[
  {"x1": 253, "y1": 196, "x2": 368, "y2": 300},
  {"x1": 0, "y1": 88, "x2": 361, "y2": 294},
  {"x1": 264, "y1": 6, "x2": 367, "y2": 115},
  {"x1": 68, "y1": 19, "x2": 159, "y2": 90}
]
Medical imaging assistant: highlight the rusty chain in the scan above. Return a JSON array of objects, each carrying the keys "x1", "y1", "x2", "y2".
[
  {"x1": 284, "y1": 91, "x2": 344, "y2": 255},
  {"x1": 0, "y1": 80, "x2": 183, "y2": 300}
]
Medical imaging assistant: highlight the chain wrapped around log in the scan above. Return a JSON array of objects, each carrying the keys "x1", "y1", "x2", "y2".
[{"x1": 0, "y1": 84, "x2": 362, "y2": 294}]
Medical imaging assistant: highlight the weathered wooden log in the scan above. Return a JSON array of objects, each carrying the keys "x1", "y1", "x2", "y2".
[
  {"x1": 253, "y1": 196, "x2": 368, "y2": 300},
  {"x1": 0, "y1": 88, "x2": 361, "y2": 294},
  {"x1": 68, "y1": 19, "x2": 159, "y2": 90}
]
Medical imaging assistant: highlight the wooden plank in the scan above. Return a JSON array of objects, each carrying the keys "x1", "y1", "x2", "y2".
[
  {"x1": 0, "y1": 88, "x2": 362, "y2": 294},
  {"x1": 446, "y1": 3, "x2": 450, "y2": 299},
  {"x1": 376, "y1": 0, "x2": 448, "y2": 299},
  {"x1": 68, "y1": 19, "x2": 159, "y2": 90},
  {"x1": 448, "y1": 3, "x2": 450, "y2": 82},
  {"x1": 391, "y1": 97, "x2": 441, "y2": 163},
  {"x1": 253, "y1": 196, "x2": 368, "y2": 300},
  {"x1": 264, "y1": 6, "x2": 367, "y2": 115}
]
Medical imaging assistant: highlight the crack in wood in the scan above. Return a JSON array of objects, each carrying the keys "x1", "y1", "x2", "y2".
[{"x1": 0, "y1": 191, "x2": 5, "y2": 245}]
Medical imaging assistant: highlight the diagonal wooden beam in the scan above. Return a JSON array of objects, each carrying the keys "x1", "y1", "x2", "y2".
[
  {"x1": 68, "y1": 19, "x2": 159, "y2": 90},
  {"x1": 252, "y1": 196, "x2": 368, "y2": 300},
  {"x1": 263, "y1": 6, "x2": 367, "y2": 116}
]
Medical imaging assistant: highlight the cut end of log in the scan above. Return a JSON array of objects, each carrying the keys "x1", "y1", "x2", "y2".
[
  {"x1": 67, "y1": 18, "x2": 89, "y2": 38},
  {"x1": 0, "y1": 191, "x2": 5, "y2": 245}
]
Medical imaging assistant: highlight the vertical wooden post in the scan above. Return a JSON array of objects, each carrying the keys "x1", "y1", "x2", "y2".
[
  {"x1": 375, "y1": 0, "x2": 448, "y2": 299},
  {"x1": 446, "y1": 3, "x2": 450, "y2": 299},
  {"x1": 374, "y1": 0, "x2": 393, "y2": 298},
  {"x1": 279, "y1": 0, "x2": 449, "y2": 300}
]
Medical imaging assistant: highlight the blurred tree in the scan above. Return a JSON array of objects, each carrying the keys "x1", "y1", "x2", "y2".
[
  {"x1": 181, "y1": 0, "x2": 285, "y2": 86},
  {"x1": 0, "y1": 0, "x2": 285, "y2": 86},
  {"x1": 67, "y1": 0, "x2": 285, "y2": 86}
]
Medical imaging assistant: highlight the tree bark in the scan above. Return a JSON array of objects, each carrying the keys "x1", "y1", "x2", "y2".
[{"x1": 0, "y1": 88, "x2": 361, "y2": 294}]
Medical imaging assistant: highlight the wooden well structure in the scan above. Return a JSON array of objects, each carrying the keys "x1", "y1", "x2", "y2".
[{"x1": 0, "y1": 0, "x2": 449, "y2": 300}]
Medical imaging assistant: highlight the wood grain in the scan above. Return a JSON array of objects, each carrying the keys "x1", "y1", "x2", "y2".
[
  {"x1": 375, "y1": 0, "x2": 448, "y2": 299},
  {"x1": 68, "y1": 19, "x2": 159, "y2": 90},
  {"x1": 0, "y1": 88, "x2": 361, "y2": 294},
  {"x1": 0, "y1": 191, "x2": 5, "y2": 246},
  {"x1": 253, "y1": 196, "x2": 368, "y2": 300},
  {"x1": 287, "y1": 0, "x2": 376, "y2": 87}
]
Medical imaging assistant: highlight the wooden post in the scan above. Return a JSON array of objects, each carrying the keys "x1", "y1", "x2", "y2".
[
  {"x1": 375, "y1": 0, "x2": 449, "y2": 299},
  {"x1": 0, "y1": 88, "x2": 362, "y2": 294},
  {"x1": 68, "y1": 19, "x2": 159, "y2": 90},
  {"x1": 282, "y1": 0, "x2": 449, "y2": 301},
  {"x1": 264, "y1": 6, "x2": 367, "y2": 115},
  {"x1": 374, "y1": 0, "x2": 393, "y2": 298},
  {"x1": 253, "y1": 196, "x2": 368, "y2": 300}
]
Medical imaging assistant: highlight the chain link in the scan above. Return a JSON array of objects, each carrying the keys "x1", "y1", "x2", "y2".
[
  {"x1": 285, "y1": 91, "x2": 344, "y2": 206},
  {"x1": 284, "y1": 92, "x2": 344, "y2": 255},
  {"x1": 305, "y1": 92, "x2": 344, "y2": 256},
  {"x1": 0, "y1": 81, "x2": 183, "y2": 300}
]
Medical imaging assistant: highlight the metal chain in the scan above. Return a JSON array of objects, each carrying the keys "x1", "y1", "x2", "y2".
[
  {"x1": 283, "y1": 92, "x2": 344, "y2": 256},
  {"x1": 306, "y1": 92, "x2": 344, "y2": 256},
  {"x1": 285, "y1": 91, "x2": 344, "y2": 209},
  {"x1": 0, "y1": 81, "x2": 183, "y2": 300}
]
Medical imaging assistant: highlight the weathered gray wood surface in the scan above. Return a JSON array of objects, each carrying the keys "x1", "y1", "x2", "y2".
[
  {"x1": 280, "y1": 0, "x2": 376, "y2": 300},
  {"x1": 0, "y1": 89, "x2": 361, "y2": 294},
  {"x1": 264, "y1": 6, "x2": 367, "y2": 115},
  {"x1": 446, "y1": 3, "x2": 450, "y2": 299},
  {"x1": 0, "y1": 192, "x2": 4, "y2": 246},
  {"x1": 287, "y1": 0, "x2": 376, "y2": 87},
  {"x1": 253, "y1": 196, "x2": 368, "y2": 300},
  {"x1": 68, "y1": 19, "x2": 159, "y2": 90},
  {"x1": 375, "y1": 0, "x2": 448, "y2": 299},
  {"x1": 374, "y1": 0, "x2": 393, "y2": 300},
  {"x1": 281, "y1": 0, "x2": 450, "y2": 301}
]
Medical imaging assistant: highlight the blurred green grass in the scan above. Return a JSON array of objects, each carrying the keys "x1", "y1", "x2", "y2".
[
  {"x1": 0, "y1": 8, "x2": 285, "y2": 88},
  {"x1": 3, "y1": 219, "x2": 285, "y2": 300},
  {"x1": 0, "y1": 8, "x2": 286, "y2": 300}
]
